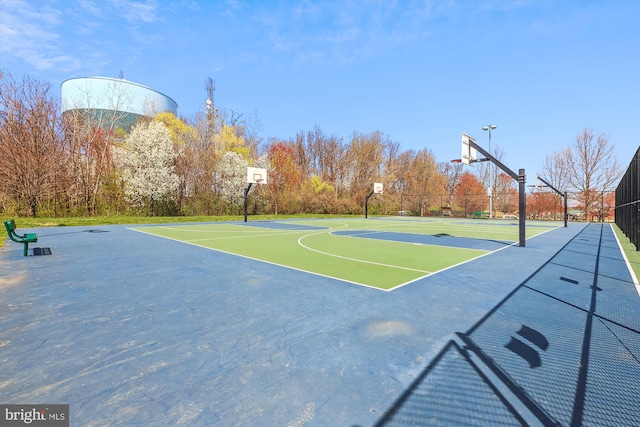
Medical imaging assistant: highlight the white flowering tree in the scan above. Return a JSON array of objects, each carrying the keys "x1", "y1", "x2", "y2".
[
  {"x1": 219, "y1": 151, "x2": 248, "y2": 212},
  {"x1": 120, "y1": 120, "x2": 179, "y2": 214}
]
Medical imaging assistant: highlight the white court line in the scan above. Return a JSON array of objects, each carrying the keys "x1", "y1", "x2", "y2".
[
  {"x1": 330, "y1": 230, "x2": 491, "y2": 252},
  {"x1": 186, "y1": 229, "x2": 314, "y2": 242},
  {"x1": 145, "y1": 224, "x2": 325, "y2": 242},
  {"x1": 610, "y1": 223, "x2": 640, "y2": 297},
  {"x1": 127, "y1": 226, "x2": 386, "y2": 291},
  {"x1": 155, "y1": 224, "x2": 315, "y2": 233},
  {"x1": 128, "y1": 221, "x2": 539, "y2": 292},
  {"x1": 387, "y1": 241, "x2": 518, "y2": 291},
  {"x1": 297, "y1": 232, "x2": 432, "y2": 274}
]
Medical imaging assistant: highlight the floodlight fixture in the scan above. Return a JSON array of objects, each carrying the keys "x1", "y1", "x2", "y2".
[{"x1": 482, "y1": 124, "x2": 497, "y2": 218}]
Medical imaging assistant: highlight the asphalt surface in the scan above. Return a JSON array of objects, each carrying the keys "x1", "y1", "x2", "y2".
[{"x1": 1, "y1": 221, "x2": 638, "y2": 426}]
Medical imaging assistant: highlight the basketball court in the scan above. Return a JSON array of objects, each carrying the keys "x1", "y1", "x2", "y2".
[
  {"x1": 1, "y1": 218, "x2": 638, "y2": 426},
  {"x1": 129, "y1": 217, "x2": 558, "y2": 290}
]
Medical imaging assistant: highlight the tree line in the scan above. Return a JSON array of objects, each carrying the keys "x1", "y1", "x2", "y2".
[{"x1": 0, "y1": 71, "x2": 621, "y2": 219}]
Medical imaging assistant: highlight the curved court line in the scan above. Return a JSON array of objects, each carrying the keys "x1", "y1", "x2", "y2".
[
  {"x1": 131, "y1": 219, "x2": 558, "y2": 292},
  {"x1": 146, "y1": 225, "x2": 320, "y2": 243},
  {"x1": 130, "y1": 225, "x2": 516, "y2": 292},
  {"x1": 129, "y1": 227, "x2": 387, "y2": 291},
  {"x1": 296, "y1": 232, "x2": 432, "y2": 274}
]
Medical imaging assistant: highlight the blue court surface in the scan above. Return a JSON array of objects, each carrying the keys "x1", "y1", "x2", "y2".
[{"x1": 1, "y1": 220, "x2": 639, "y2": 426}]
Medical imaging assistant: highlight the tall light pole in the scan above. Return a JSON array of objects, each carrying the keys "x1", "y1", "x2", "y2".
[{"x1": 482, "y1": 125, "x2": 496, "y2": 218}]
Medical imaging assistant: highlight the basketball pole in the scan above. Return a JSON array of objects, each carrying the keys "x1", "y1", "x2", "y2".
[
  {"x1": 536, "y1": 175, "x2": 568, "y2": 227},
  {"x1": 518, "y1": 169, "x2": 526, "y2": 246},
  {"x1": 365, "y1": 190, "x2": 375, "y2": 219},
  {"x1": 467, "y1": 137, "x2": 527, "y2": 247},
  {"x1": 243, "y1": 183, "x2": 253, "y2": 222}
]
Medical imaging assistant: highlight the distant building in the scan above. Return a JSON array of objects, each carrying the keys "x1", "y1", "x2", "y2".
[{"x1": 61, "y1": 76, "x2": 178, "y2": 130}]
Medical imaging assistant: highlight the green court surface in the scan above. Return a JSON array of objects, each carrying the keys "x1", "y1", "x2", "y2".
[{"x1": 130, "y1": 217, "x2": 559, "y2": 291}]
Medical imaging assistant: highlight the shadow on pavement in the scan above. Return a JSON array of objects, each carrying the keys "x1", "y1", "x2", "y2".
[{"x1": 374, "y1": 223, "x2": 640, "y2": 426}]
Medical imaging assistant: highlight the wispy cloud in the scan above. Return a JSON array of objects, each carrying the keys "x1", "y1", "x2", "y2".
[
  {"x1": 0, "y1": 0, "x2": 164, "y2": 75},
  {"x1": 248, "y1": 1, "x2": 448, "y2": 66},
  {"x1": 108, "y1": 0, "x2": 159, "y2": 23},
  {"x1": 0, "y1": 0, "x2": 67, "y2": 70}
]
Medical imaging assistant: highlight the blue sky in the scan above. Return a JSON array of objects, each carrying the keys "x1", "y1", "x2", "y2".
[{"x1": 1, "y1": 0, "x2": 639, "y2": 182}]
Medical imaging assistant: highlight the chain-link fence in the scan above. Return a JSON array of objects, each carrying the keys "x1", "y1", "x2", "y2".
[
  {"x1": 394, "y1": 193, "x2": 519, "y2": 218},
  {"x1": 615, "y1": 146, "x2": 640, "y2": 250}
]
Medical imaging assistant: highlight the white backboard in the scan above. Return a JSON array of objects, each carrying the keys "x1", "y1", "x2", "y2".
[
  {"x1": 247, "y1": 167, "x2": 268, "y2": 184},
  {"x1": 373, "y1": 183, "x2": 384, "y2": 194},
  {"x1": 461, "y1": 133, "x2": 478, "y2": 165}
]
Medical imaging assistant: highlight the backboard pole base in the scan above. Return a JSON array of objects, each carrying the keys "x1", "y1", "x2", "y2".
[
  {"x1": 365, "y1": 183, "x2": 384, "y2": 218},
  {"x1": 365, "y1": 190, "x2": 375, "y2": 218},
  {"x1": 244, "y1": 183, "x2": 253, "y2": 222}
]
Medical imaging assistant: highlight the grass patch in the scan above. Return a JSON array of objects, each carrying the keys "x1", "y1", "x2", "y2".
[{"x1": 613, "y1": 223, "x2": 640, "y2": 283}]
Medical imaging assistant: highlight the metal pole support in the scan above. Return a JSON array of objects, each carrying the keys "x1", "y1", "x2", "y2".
[
  {"x1": 468, "y1": 136, "x2": 526, "y2": 247},
  {"x1": 244, "y1": 183, "x2": 253, "y2": 222},
  {"x1": 536, "y1": 175, "x2": 568, "y2": 228},
  {"x1": 518, "y1": 169, "x2": 526, "y2": 247},
  {"x1": 564, "y1": 192, "x2": 568, "y2": 228},
  {"x1": 365, "y1": 190, "x2": 375, "y2": 218}
]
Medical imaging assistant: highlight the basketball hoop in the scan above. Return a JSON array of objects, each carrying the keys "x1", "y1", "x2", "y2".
[
  {"x1": 451, "y1": 159, "x2": 462, "y2": 163},
  {"x1": 373, "y1": 182, "x2": 384, "y2": 195},
  {"x1": 247, "y1": 167, "x2": 268, "y2": 185}
]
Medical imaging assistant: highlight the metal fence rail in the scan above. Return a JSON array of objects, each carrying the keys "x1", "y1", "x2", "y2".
[{"x1": 615, "y1": 146, "x2": 640, "y2": 250}]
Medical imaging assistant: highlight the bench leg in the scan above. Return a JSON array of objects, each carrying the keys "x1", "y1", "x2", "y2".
[{"x1": 23, "y1": 242, "x2": 28, "y2": 257}]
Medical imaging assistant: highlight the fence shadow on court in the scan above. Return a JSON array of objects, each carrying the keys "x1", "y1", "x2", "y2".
[{"x1": 372, "y1": 223, "x2": 640, "y2": 426}]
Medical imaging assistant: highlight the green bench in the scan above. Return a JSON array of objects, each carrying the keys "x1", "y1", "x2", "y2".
[{"x1": 4, "y1": 219, "x2": 38, "y2": 256}]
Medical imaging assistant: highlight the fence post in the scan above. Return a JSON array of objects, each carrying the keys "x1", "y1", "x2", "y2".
[{"x1": 615, "y1": 147, "x2": 640, "y2": 250}]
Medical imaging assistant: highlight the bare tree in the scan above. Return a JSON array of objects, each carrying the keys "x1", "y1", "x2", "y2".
[
  {"x1": 186, "y1": 111, "x2": 224, "y2": 214},
  {"x1": 493, "y1": 172, "x2": 518, "y2": 215},
  {"x1": 541, "y1": 148, "x2": 571, "y2": 219},
  {"x1": 61, "y1": 112, "x2": 117, "y2": 215},
  {"x1": 241, "y1": 109, "x2": 264, "y2": 159},
  {"x1": 438, "y1": 161, "x2": 464, "y2": 207},
  {"x1": 0, "y1": 71, "x2": 64, "y2": 216},
  {"x1": 410, "y1": 149, "x2": 441, "y2": 193},
  {"x1": 475, "y1": 144, "x2": 506, "y2": 217},
  {"x1": 61, "y1": 78, "x2": 134, "y2": 215},
  {"x1": 301, "y1": 126, "x2": 347, "y2": 189},
  {"x1": 566, "y1": 128, "x2": 621, "y2": 220},
  {"x1": 346, "y1": 131, "x2": 389, "y2": 201}
]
